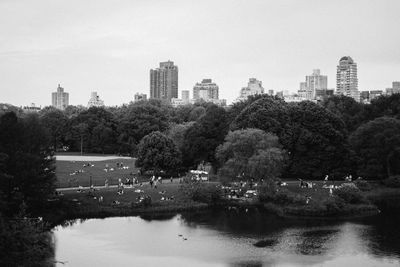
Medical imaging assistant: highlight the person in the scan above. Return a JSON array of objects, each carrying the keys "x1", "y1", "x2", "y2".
[
  {"x1": 170, "y1": 176, "x2": 173, "y2": 183},
  {"x1": 105, "y1": 178, "x2": 109, "y2": 188}
]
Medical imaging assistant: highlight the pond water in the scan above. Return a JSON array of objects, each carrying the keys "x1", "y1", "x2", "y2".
[{"x1": 53, "y1": 210, "x2": 400, "y2": 266}]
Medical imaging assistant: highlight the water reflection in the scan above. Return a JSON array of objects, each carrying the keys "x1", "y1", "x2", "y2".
[{"x1": 52, "y1": 209, "x2": 400, "y2": 267}]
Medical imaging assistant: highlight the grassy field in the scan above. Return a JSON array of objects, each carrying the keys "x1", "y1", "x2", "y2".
[
  {"x1": 281, "y1": 180, "x2": 346, "y2": 203},
  {"x1": 55, "y1": 156, "x2": 137, "y2": 188},
  {"x1": 60, "y1": 179, "x2": 186, "y2": 206}
]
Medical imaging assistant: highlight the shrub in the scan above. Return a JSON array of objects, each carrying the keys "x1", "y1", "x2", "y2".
[
  {"x1": 180, "y1": 182, "x2": 221, "y2": 204},
  {"x1": 334, "y1": 183, "x2": 364, "y2": 204},
  {"x1": 258, "y1": 180, "x2": 278, "y2": 202},
  {"x1": 354, "y1": 180, "x2": 372, "y2": 191},
  {"x1": 382, "y1": 175, "x2": 400, "y2": 188},
  {"x1": 323, "y1": 196, "x2": 345, "y2": 214}
]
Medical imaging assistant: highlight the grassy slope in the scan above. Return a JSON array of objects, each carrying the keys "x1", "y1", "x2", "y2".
[{"x1": 56, "y1": 158, "x2": 137, "y2": 188}]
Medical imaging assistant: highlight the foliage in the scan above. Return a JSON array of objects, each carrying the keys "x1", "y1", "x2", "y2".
[
  {"x1": 135, "y1": 131, "x2": 181, "y2": 175},
  {"x1": 118, "y1": 102, "x2": 169, "y2": 155},
  {"x1": 233, "y1": 97, "x2": 351, "y2": 179},
  {"x1": 167, "y1": 122, "x2": 195, "y2": 153},
  {"x1": 322, "y1": 196, "x2": 346, "y2": 214},
  {"x1": 0, "y1": 212, "x2": 54, "y2": 267},
  {"x1": 216, "y1": 128, "x2": 286, "y2": 181},
  {"x1": 322, "y1": 95, "x2": 365, "y2": 132},
  {"x1": 182, "y1": 105, "x2": 229, "y2": 170},
  {"x1": 382, "y1": 175, "x2": 400, "y2": 188},
  {"x1": 334, "y1": 183, "x2": 364, "y2": 204},
  {"x1": 257, "y1": 180, "x2": 279, "y2": 202},
  {"x1": 179, "y1": 181, "x2": 221, "y2": 204},
  {"x1": 39, "y1": 107, "x2": 68, "y2": 150},
  {"x1": 354, "y1": 180, "x2": 372, "y2": 191},
  {"x1": 349, "y1": 117, "x2": 400, "y2": 179},
  {"x1": 0, "y1": 112, "x2": 56, "y2": 215}
]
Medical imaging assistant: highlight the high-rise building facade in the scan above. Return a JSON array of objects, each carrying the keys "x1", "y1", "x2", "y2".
[
  {"x1": 134, "y1": 93, "x2": 147, "y2": 102},
  {"x1": 392, "y1": 81, "x2": 400, "y2": 94},
  {"x1": 236, "y1": 78, "x2": 264, "y2": 102},
  {"x1": 193, "y1": 79, "x2": 219, "y2": 101},
  {"x1": 336, "y1": 56, "x2": 359, "y2": 102},
  {"x1": 150, "y1": 61, "x2": 178, "y2": 102},
  {"x1": 298, "y1": 69, "x2": 327, "y2": 100},
  {"x1": 87, "y1": 92, "x2": 104, "y2": 108},
  {"x1": 51, "y1": 84, "x2": 69, "y2": 110},
  {"x1": 181, "y1": 90, "x2": 190, "y2": 103}
]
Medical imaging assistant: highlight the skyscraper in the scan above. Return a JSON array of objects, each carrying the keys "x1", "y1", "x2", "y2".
[
  {"x1": 51, "y1": 84, "x2": 69, "y2": 110},
  {"x1": 181, "y1": 90, "x2": 190, "y2": 103},
  {"x1": 298, "y1": 69, "x2": 327, "y2": 100},
  {"x1": 134, "y1": 93, "x2": 147, "y2": 102},
  {"x1": 236, "y1": 78, "x2": 264, "y2": 102},
  {"x1": 150, "y1": 61, "x2": 178, "y2": 102},
  {"x1": 336, "y1": 56, "x2": 359, "y2": 101},
  {"x1": 393, "y1": 81, "x2": 400, "y2": 94},
  {"x1": 193, "y1": 79, "x2": 219, "y2": 101},
  {"x1": 87, "y1": 92, "x2": 104, "y2": 108}
]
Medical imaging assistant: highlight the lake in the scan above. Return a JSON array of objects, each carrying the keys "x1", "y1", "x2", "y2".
[{"x1": 53, "y1": 209, "x2": 400, "y2": 266}]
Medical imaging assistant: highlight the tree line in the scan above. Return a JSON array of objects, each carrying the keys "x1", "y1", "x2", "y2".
[{"x1": 2, "y1": 94, "x2": 400, "y2": 182}]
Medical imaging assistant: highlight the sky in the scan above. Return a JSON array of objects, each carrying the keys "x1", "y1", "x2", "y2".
[{"x1": 1, "y1": 0, "x2": 399, "y2": 107}]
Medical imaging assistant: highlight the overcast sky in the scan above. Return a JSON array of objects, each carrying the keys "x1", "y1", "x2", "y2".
[{"x1": 1, "y1": 0, "x2": 399, "y2": 107}]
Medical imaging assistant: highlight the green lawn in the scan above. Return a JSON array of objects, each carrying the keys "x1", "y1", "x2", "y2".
[
  {"x1": 282, "y1": 180, "x2": 346, "y2": 203},
  {"x1": 60, "y1": 180, "x2": 185, "y2": 206},
  {"x1": 55, "y1": 157, "x2": 137, "y2": 188}
]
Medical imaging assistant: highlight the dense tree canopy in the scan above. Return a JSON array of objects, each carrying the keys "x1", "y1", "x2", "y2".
[
  {"x1": 233, "y1": 98, "x2": 352, "y2": 178},
  {"x1": 182, "y1": 105, "x2": 229, "y2": 170},
  {"x1": 135, "y1": 131, "x2": 181, "y2": 175},
  {"x1": 322, "y1": 95, "x2": 365, "y2": 132},
  {"x1": 216, "y1": 129, "x2": 286, "y2": 181},
  {"x1": 350, "y1": 117, "x2": 400, "y2": 179},
  {"x1": 0, "y1": 112, "x2": 56, "y2": 215}
]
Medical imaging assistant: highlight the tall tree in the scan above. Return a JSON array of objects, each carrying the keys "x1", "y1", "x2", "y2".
[
  {"x1": 216, "y1": 129, "x2": 286, "y2": 181},
  {"x1": 0, "y1": 112, "x2": 56, "y2": 214},
  {"x1": 349, "y1": 117, "x2": 400, "y2": 179},
  {"x1": 135, "y1": 131, "x2": 181, "y2": 175},
  {"x1": 182, "y1": 105, "x2": 229, "y2": 170},
  {"x1": 40, "y1": 108, "x2": 68, "y2": 151}
]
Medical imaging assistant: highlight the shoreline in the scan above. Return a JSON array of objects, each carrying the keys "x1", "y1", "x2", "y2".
[{"x1": 46, "y1": 195, "x2": 387, "y2": 228}]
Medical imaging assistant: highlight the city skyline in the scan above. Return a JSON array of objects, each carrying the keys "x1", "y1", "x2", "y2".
[{"x1": 1, "y1": 0, "x2": 400, "y2": 107}]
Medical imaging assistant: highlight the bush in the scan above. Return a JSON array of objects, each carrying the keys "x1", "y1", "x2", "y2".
[
  {"x1": 180, "y1": 182, "x2": 221, "y2": 204},
  {"x1": 323, "y1": 196, "x2": 345, "y2": 214},
  {"x1": 382, "y1": 175, "x2": 400, "y2": 188},
  {"x1": 257, "y1": 180, "x2": 278, "y2": 202},
  {"x1": 334, "y1": 183, "x2": 364, "y2": 204},
  {"x1": 354, "y1": 180, "x2": 372, "y2": 191}
]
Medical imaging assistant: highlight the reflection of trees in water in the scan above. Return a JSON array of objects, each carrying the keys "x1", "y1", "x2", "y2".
[
  {"x1": 180, "y1": 208, "x2": 341, "y2": 237},
  {"x1": 229, "y1": 261, "x2": 263, "y2": 267},
  {"x1": 139, "y1": 213, "x2": 176, "y2": 222},
  {"x1": 364, "y1": 213, "x2": 400, "y2": 258},
  {"x1": 296, "y1": 229, "x2": 339, "y2": 255}
]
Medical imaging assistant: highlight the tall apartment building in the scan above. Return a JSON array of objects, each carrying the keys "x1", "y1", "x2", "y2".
[
  {"x1": 298, "y1": 69, "x2": 328, "y2": 100},
  {"x1": 392, "y1": 81, "x2": 400, "y2": 94},
  {"x1": 150, "y1": 61, "x2": 178, "y2": 102},
  {"x1": 193, "y1": 79, "x2": 219, "y2": 101},
  {"x1": 336, "y1": 56, "x2": 359, "y2": 102},
  {"x1": 134, "y1": 93, "x2": 147, "y2": 102},
  {"x1": 236, "y1": 78, "x2": 264, "y2": 102},
  {"x1": 181, "y1": 90, "x2": 190, "y2": 103},
  {"x1": 87, "y1": 92, "x2": 104, "y2": 108},
  {"x1": 51, "y1": 84, "x2": 69, "y2": 110}
]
